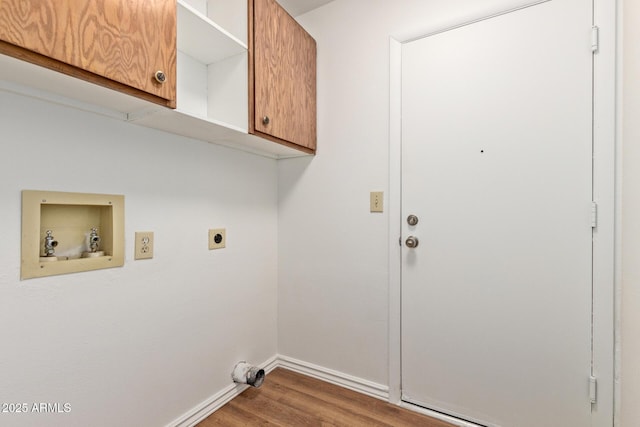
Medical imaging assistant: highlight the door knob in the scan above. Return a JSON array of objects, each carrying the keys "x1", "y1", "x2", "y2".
[
  {"x1": 405, "y1": 236, "x2": 419, "y2": 248},
  {"x1": 407, "y1": 214, "x2": 419, "y2": 226},
  {"x1": 262, "y1": 116, "x2": 270, "y2": 125}
]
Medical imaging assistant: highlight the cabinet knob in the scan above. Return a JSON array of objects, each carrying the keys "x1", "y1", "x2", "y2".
[
  {"x1": 154, "y1": 70, "x2": 167, "y2": 84},
  {"x1": 262, "y1": 116, "x2": 270, "y2": 125}
]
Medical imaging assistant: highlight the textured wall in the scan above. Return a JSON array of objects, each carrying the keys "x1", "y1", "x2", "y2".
[{"x1": 0, "y1": 91, "x2": 278, "y2": 427}]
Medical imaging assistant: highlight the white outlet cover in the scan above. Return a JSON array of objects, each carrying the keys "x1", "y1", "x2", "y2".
[{"x1": 135, "y1": 231, "x2": 154, "y2": 260}]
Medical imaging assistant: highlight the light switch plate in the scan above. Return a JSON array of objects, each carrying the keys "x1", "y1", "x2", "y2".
[
  {"x1": 208, "y1": 228, "x2": 226, "y2": 250},
  {"x1": 370, "y1": 192, "x2": 384, "y2": 213},
  {"x1": 135, "y1": 232, "x2": 154, "y2": 260}
]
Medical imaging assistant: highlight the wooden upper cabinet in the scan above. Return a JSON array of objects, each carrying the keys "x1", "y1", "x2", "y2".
[
  {"x1": 250, "y1": 0, "x2": 317, "y2": 153},
  {"x1": 0, "y1": 0, "x2": 177, "y2": 108}
]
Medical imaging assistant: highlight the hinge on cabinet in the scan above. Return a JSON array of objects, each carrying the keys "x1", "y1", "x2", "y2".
[
  {"x1": 591, "y1": 202, "x2": 598, "y2": 228},
  {"x1": 591, "y1": 26, "x2": 599, "y2": 53},
  {"x1": 589, "y1": 375, "x2": 597, "y2": 404}
]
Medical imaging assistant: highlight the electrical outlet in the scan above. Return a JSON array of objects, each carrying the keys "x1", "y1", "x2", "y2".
[
  {"x1": 370, "y1": 191, "x2": 384, "y2": 213},
  {"x1": 135, "y1": 232, "x2": 154, "y2": 260},
  {"x1": 208, "y1": 228, "x2": 226, "y2": 250}
]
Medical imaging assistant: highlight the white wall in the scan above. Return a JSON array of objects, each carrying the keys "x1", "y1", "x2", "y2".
[
  {"x1": 0, "y1": 91, "x2": 278, "y2": 427},
  {"x1": 3, "y1": 0, "x2": 637, "y2": 425},
  {"x1": 621, "y1": 0, "x2": 640, "y2": 425},
  {"x1": 278, "y1": 0, "x2": 549, "y2": 387}
]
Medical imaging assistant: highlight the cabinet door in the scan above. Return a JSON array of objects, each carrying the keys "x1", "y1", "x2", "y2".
[
  {"x1": 0, "y1": 0, "x2": 176, "y2": 107},
  {"x1": 250, "y1": 0, "x2": 316, "y2": 152}
]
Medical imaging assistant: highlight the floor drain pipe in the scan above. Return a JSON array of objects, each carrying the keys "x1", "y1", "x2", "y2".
[{"x1": 232, "y1": 361, "x2": 265, "y2": 388}]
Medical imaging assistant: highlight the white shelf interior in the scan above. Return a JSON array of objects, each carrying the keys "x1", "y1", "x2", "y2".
[
  {"x1": 177, "y1": 0, "x2": 246, "y2": 64},
  {"x1": 207, "y1": 52, "x2": 248, "y2": 132},
  {"x1": 176, "y1": 0, "x2": 249, "y2": 132},
  {"x1": 206, "y1": 0, "x2": 248, "y2": 45},
  {"x1": 177, "y1": 0, "x2": 247, "y2": 54}
]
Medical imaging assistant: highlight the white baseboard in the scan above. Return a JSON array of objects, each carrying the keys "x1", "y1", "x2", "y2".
[
  {"x1": 167, "y1": 354, "x2": 389, "y2": 427},
  {"x1": 168, "y1": 355, "x2": 279, "y2": 427},
  {"x1": 276, "y1": 355, "x2": 390, "y2": 401}
]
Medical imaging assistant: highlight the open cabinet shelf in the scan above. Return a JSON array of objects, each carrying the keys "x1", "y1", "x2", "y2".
[{"x1": 177, "y1": 0, "x2": 247, "y2": 64}]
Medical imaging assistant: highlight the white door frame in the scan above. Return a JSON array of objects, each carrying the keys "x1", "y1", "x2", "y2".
[{"x1": 388, "y1": 1, "x2": 617, "y2": 425}]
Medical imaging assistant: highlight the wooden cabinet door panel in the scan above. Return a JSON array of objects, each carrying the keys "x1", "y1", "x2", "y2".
[
  {"x1": 0, "y1": 0, "x2": 176, "y2": 104},
  {"x1": 252, "y1": 0, "x2": 316, "y2": 152}
]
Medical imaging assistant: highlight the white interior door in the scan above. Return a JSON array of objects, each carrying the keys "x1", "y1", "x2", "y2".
[{"x1": 400, "y1": 1, "x2": 593, "y2": 426}]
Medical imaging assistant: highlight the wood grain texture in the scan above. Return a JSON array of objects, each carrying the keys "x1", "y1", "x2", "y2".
[
  {"x1": 251, "y1": 0, "x2": 317, "y2": 152},
  {"x1": 198, "y1": 368, "x2": 455, "y2": 426},
  {"x1": 0, "y1": 0, "x2": 176, "y2": 105}
]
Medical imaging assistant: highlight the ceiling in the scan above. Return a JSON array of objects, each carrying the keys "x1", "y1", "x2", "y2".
[{"x1": 277, "y1": 0, "x2": 334, "y2": 17}]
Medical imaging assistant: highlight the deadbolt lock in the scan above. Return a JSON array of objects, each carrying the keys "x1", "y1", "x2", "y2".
[{"x1": 407, "y1": 214, "x2": 419, "y2": 226}]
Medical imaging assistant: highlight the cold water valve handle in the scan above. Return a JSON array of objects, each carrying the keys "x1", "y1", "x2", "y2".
[
  {"x1": 82, "y1": 227, "x2": 105, "y2": 258},
  {"x1": 44, "y1": 230, "x2": 58, "y2": 257},
  {"x1": 89, "y1": 228, "x2": 101, "y2": 253}
]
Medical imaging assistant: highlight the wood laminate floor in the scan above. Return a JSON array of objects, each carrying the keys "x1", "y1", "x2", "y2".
[{"x1": 197, "y1": 368, "x2": 455, "y2": 426}]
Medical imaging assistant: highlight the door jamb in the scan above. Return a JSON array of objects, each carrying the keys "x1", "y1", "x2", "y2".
[{"x1": 387, "y1": 1, "x2": 617, "y2": 425}]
